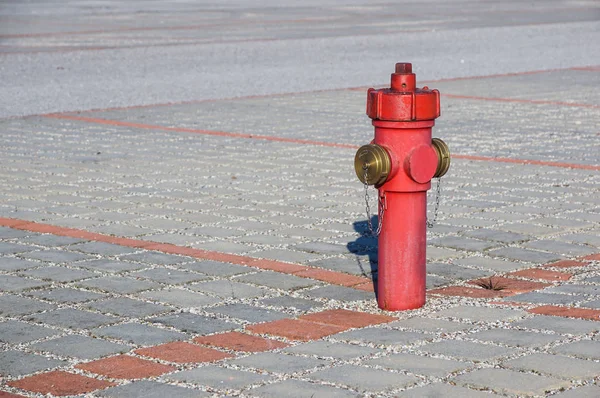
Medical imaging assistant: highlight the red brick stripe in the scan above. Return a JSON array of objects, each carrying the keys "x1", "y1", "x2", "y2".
[{"x1": 527, "y1": 305, "x2": 600, "y2": 321}]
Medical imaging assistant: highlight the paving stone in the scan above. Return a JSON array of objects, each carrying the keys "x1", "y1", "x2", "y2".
[
  {"x1": 553, "y1": 385, "x2": 600, "y2": 398},
  {"x1": 91, "y1": 323, "x2": 187, "y2": 346},
  {"x1": 557, "y1": 233, "x2": 600, "y2": 248},
  {"x1": 309, "y1": 364, "x2": 418, "y2": 393},
  {"x1": 0, "y1": 294, "x2": 56, "y2": 316},
  {"x1": 30, "y1": 308, "x2": 119, "y2": 330},
  {"x1": 514, "y1": 315, "x2": 600, "y2": 335},
  {"x1": 259, "y1": 296, "x2": 324, "y2": 313},
  {"x1": 334, "y1": 328, "x2": 430, "y2": 347},
  {"x1": 7, "y1": 370, "x2": 115, "y2": 396},
  {"x1": 420, "y1": 340, "x2": 518, "y2": 362},
  {"x1": 544, "y1": 284, "x2": 600, "y2": 296},
  {"x1": 129, "y1": 268, "x2": 208, "y2": 284},
  {"x1": 76, "y1": 276, "x2": 161, "y2": 294},
  {"x1": 0, "y1": 242, "x2": 35, "y2": 254},
  {"x1": 468, "y1": 328, "x2": 561, "y2": 347},
  {"x1": 582, "y1": 298, "x2": 600, "y2": 309},
  {"x1": 506, "y1": 292, "x2": 580, "y2": 305},
  {"x1": 30, "y1": 334, "x2": 129, "y2": 360},
  {"x1": 426, "y1": 274, "x2": 451, "y2": 289},
  {"x1": 426, "y1": 246, "x2": 463, "y2": 261},
  {"x1": 19, "y1": 265, "x2": 96, "y2": 282},
  {"x1": 151, "y1": 312, "x2": 240, "y2": 334},
  {"x1": 135, "y1": 341, "x2": 232, "y2": 363},
  {"x1": 487, "y1": 247, "x2": 562, "y2": 263},
  {"x1": 454, "y1": 256, "x2": 526, "y2": 272},
  {"x1": 397, "y1": 383, "x2": 496, "y2": 397},
  {"x1": 87, "y1": 297, "x2": 173, "y2": 318},
  {"x1": 0, "y1": 350, "x2": 67, "y2": 377},
  {"x1": 0, "y1": 320, "x2": 61, "y2": 344},
  {"x1": 294, "y1": 241, "x2": 350, "y2": 255},
  {"x1": 178, "y1": 260, "x2": 251, "y2": 276},
  {"x1": 253, "y1": 248, "x2": 324, "y2": 264},
  {"x1": 388, "y1": 318, "x2": 473, "y2": 334},
  {"x1": 77, "y1": 259, "x2": 148, "y2": 273},
  {"x1": 0, "y1": 275, "x2": 49, "y2": 292},
  {"x1": 97, "y1": 380, "x2": 207, "y2": 398},
  {"x1": 21, "y1": 249, "x2": 93, "y2": 263},
  {"x1": 19, "y1": 234, "x2": 86, "y2": 247},
  {"x1": 0, "y1": 227, "x2": 33, "y2": 239},
  {"x1": 140, "y1": 288, "x2": 220, "y2": 308},
  {"x1": 207, "y1": 303, "x2": 289, "y2": 323},
  {"x1": 189, "y1": 280, "x2": 269, "y2": 299},
  {"x1": 503, "y1": 353, "x2": 600, "y2": 380},
  {"x1": 249, "y1": 379, "x2": 360, "y2": 398},
  {"x1": 194, "y1": 331, "x2": 289, "y2": 352},
  {"x1": 308, "y1": 256, "x2": 372, "y2": 275},
  {"x1": 452, "y1": 368, "x2": 571, "y2": 396},
  {"x1": 365, "y1": 353, "x2": 470, "y2": 378},
  {"x1": 70, "y1": 241, "x2": 138, "y2": 256},
  {"x1": 167, "y1": 365, "x2": 270, "y2": 389},
  {"x1": 229, "y1": 351, "x2": 330, "y2": 374},
  {"x1": 120, "y1": 251, "x2": 190, "y2": 265},
  {"x1": 234, "y1": 270, "x2": 319, "y2": 290},
  {"x1": 303, "y1": 285, "x2": 373, "y2": 302},
  {"x1": 430, "y1": 305, "x2": 527, "y2": 323},
  {"x1": 429, "y1": 236, "x2": 499, "y2": 251},
  {"x1": 426, "y1": 263, "x2": 491, "y2": 280},
  {"x1": 284, "y1": 340, "x2": 381, "y2": 360},
  {"x1": 524, "y1": 240, "x2": 598, "y2": 256},
  {"x1": 76, "y1": 354, "x2": 175, "y2": 379},
  {"x1": 552, "y1": 340, "x2": 600, "y2": 360},
  {"x1": 0, "y1": 257, "x2": 42, "y2": 271},
  {"x1": 463, "y1": 228, "x2": 530, "y2": 243},
  {"x1": 27, "y1": 287, "x2": 106, "y2": 303}
]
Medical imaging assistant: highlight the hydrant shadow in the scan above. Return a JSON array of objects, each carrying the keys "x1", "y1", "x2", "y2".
[{"x1": 347, "y1": 217, "x2": 379, "y2": 296}]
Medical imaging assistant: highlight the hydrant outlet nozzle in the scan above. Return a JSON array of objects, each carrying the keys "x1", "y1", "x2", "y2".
[
  {"x1": 432, "y1": 138, "x2": 451, "y2": 178},
  {"x1": 354, "y1": 144, "x2": 391, "y2": 186}
]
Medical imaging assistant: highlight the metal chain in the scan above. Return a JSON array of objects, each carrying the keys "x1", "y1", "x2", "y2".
[
  {"x1": 363, "y1": 166, "x2": 385, "y2": 236},
  {"x1": 426, "y1": 177, "x2": 442, "y2": 228}
]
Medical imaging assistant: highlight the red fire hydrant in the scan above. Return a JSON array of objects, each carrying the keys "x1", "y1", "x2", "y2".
[{"x1": 354, "y1": 63, "x2": 450, "y2": 311}]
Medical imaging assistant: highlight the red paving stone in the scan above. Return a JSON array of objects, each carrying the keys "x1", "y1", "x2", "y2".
[
  {"x1": 298, "y1": 309, "x2": 396, "y2": 328},
  {"x1": 7, "y1": 371, "x2": 115, "y2": 396},
  {"x1": 507, "y1": 269, "x2": 573, "y2": 281},
  {"x1": 294, "y1": 268, "x2": 372, "y2": 287},
  {"x1": 543, "y1": 260, "x2": 589, "y2": 268},
  {"x1": 583, "y1": 253, "x2": 600, "y2": 261},
  {"x1": 0, "y1": 392, "x2": 28, "y2": 398},
  {"x1": 353, "y1": 281, "x2": 376, "y2": 292},
  {"x1": 194, "y1": 331, "x2": 289, "y2": 352},
  {"x1": 428, "y1": 285, "x2": 511, "y2": 298},
  {"x1": 134, "y1": 341, "x2": 232, "y2": 364},
  {"x1": 468, "y1": 276, "x2": 551, "y2": 295},
  {"x1": 528, "y1": 305, "x2": 600, "y2": 321},
  {"x1": 76, "y1": 355, "x2": 175, "y2": 379},
  {"x1": 246, "y1": 318, "x2": 347, "y2": 342}
]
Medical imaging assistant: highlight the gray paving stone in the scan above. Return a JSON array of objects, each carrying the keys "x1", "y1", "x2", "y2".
[
  {"x1": 334, "y1": 328, "x2": 430, "y2": 347},
  {"x1": 308, "y1": 256, "x2": 372, "y2": 275},
  {"x1": 544, "y1": 284, "x2": 600, "y2": 296},
  {"x1": 87, "y1": 297, "x2": 173, "y2": 318},
  {"x1": 178, "y1": 260, "x2": 250, "y2": 276},
  {"x1": 487, "y1": 247, "x2": 562, "y2": 264},
  {"x1": 97, "y1": 380, "x2": 207, "y2": 398},
  {"x1": 426, "y1": 274, "x2": 451, "y2": 289},
  {"x1": 303, "y1": 285, "x2": 373, "y2": 302},
  {"x1": 454, "y1": 256, "x2": 526, "y2": 272},
  {"x1": 27, "y1": 287, "x2": 106, "y2": 303},
  {"x1": 0, "y1": 242, "x2": 35, "y2": 254},
  {"x1": 294, "y1": 241, "x2": 350, "y2": 255},
  {"x1": 19, "y1": 265, "x2": 97, "y2": 282},
  {"x1": 284, "y1": 340, "x2": 381, "y2": 360},
  {"x1": 229, "y1": 351, "x2": 330, "y2": 374},
  {"x1": 76, "y1": 258, "x2": 148, "y2": 273},
  {"x1": 189, "y1": 280, "x2": 270, "y2": 299},
  {"x1": 430, "y1": 305, "x2": 527, "y2": 323},
  {"x1": 151, "y1": 312, "x2": 239, "y2": 334},
  {"x1": 258, "y1": 296, "x2": 323, "y2": 313},
  {"x1": 582, "y1": 298, "x2": 600, "y2": 309},
  {"x1": 426, "y1": 263, "x2": 491, "y2": 280},
  {"x1": 0, "y1": 274, "x2": 49, "y2": 292},
  {"x1": 397, "y1": 383, "x2": 496, "y2": 397},
  {"x1": 0, "y1": 257, "x2": 42, "y2": 271},
  {"x1": 420, "y1": 340, "x2": 518, "y2": 362},
  {"x1": 0, "y1": 350, "x2": 67, "y2": 377},
  {"x1": 552, "y1": 340, "x2": 600, "y2": 360},
  {"x1": 309, "y1": 364, "x2": 418, "y2": 393},
  {"x1": 553, "y1": 385, "x2": 600, "y2": 398},
  {"x1": 524, "y1": 240, "x2": 597, "y2": 256},
  {"x1": 167, "y1": 365, "x2": 270, "y2": 389},
  {"x1": 140, "y1": 288, "x2": 220, "y2": 308},
  {"x1": 503, "y1": 353, "x2": 600, "y2": 380},
  {"x1": 21, "y1": 249, "x2": 93, "y2": 263},
  {"x1": 469, "y1": 328, "x2": 561, "y2": 348},
  {"x1": 388, "y1": 318, "x2": 473, "y2": 334},
  {"x1": 557, "y1": 233, "x2": 600, "y2": 248},
  {"x1": 129, "y1": 268, "x2": 208, "y2": 284},
  {"x1": 248, "y1": 379, "x2": 360, "y2": 398},
  {"x1": 508, "y1": 291, "x2": 582, "y2": 305},
  {"x1": 19, "y1": 234, "x2": 86, "y2": 247},
  {"x1": 30, "y1": 308, "x2": 120, "y2": 330},
  {"x1": 366, "y1": 353, "x2": 470, "y2": 378},
  {"x1": 253, "y1": 248, "x2": 323, "y2": 264},
  {"x1": 76, "y1": 275, "x2": 161, "y2": 294},
  {"x1": 514, "y1": 315, "x2": 600, "y2": 335},
  {"x1": 429, "y1": 236, "x2": 499, "y2": 251},
  {"x1": 463, "y1": 229, "x2": 530, "y2": 243},
  {"x1": 120, "y1": 251, "x2": 190, "y2": 265},
  {"x1": 30, "y1": 334, "x2": 129, "y2": 360},
  {"x1": 207, "y1": 303, "x2": 289, "y2": 323},
  {"x1": 0, "y1": 320, "x2": 61, "y2": 344},
  {"x1": 0, "y1": 294, "x2": 56, "y2": 316},
  {"x1": 452, "y1": 368, "x2": 571, "y2": 396},
  {"x1": 234, "y1": 270, "x2": 319, "y2": 290},
  {"x1": 0, "y1": 227, "x2": 33, "y2": 239},
  {"x1": 69, "y1": 241, "x2": 138, "y2": 256},
  {"x1": 91, "y1": 323, "x2": 187, "y2": 346},
  {"x1": 426, "y1": 246, "x2": 463, "y2": 261}
]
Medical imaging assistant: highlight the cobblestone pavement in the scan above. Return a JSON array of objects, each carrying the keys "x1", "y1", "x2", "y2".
[{"x1": 1, "y1": 1, "x2": 600, "y2": 397}]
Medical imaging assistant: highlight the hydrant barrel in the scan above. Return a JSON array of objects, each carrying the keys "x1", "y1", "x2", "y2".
[{"x1": 355, "y1": 63, "x2": 450, "y2": 311}]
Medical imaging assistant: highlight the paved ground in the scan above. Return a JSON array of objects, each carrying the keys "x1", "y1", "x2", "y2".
[{"x1": 1, "y1": 1, "x2": 599, "y2": 397}]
